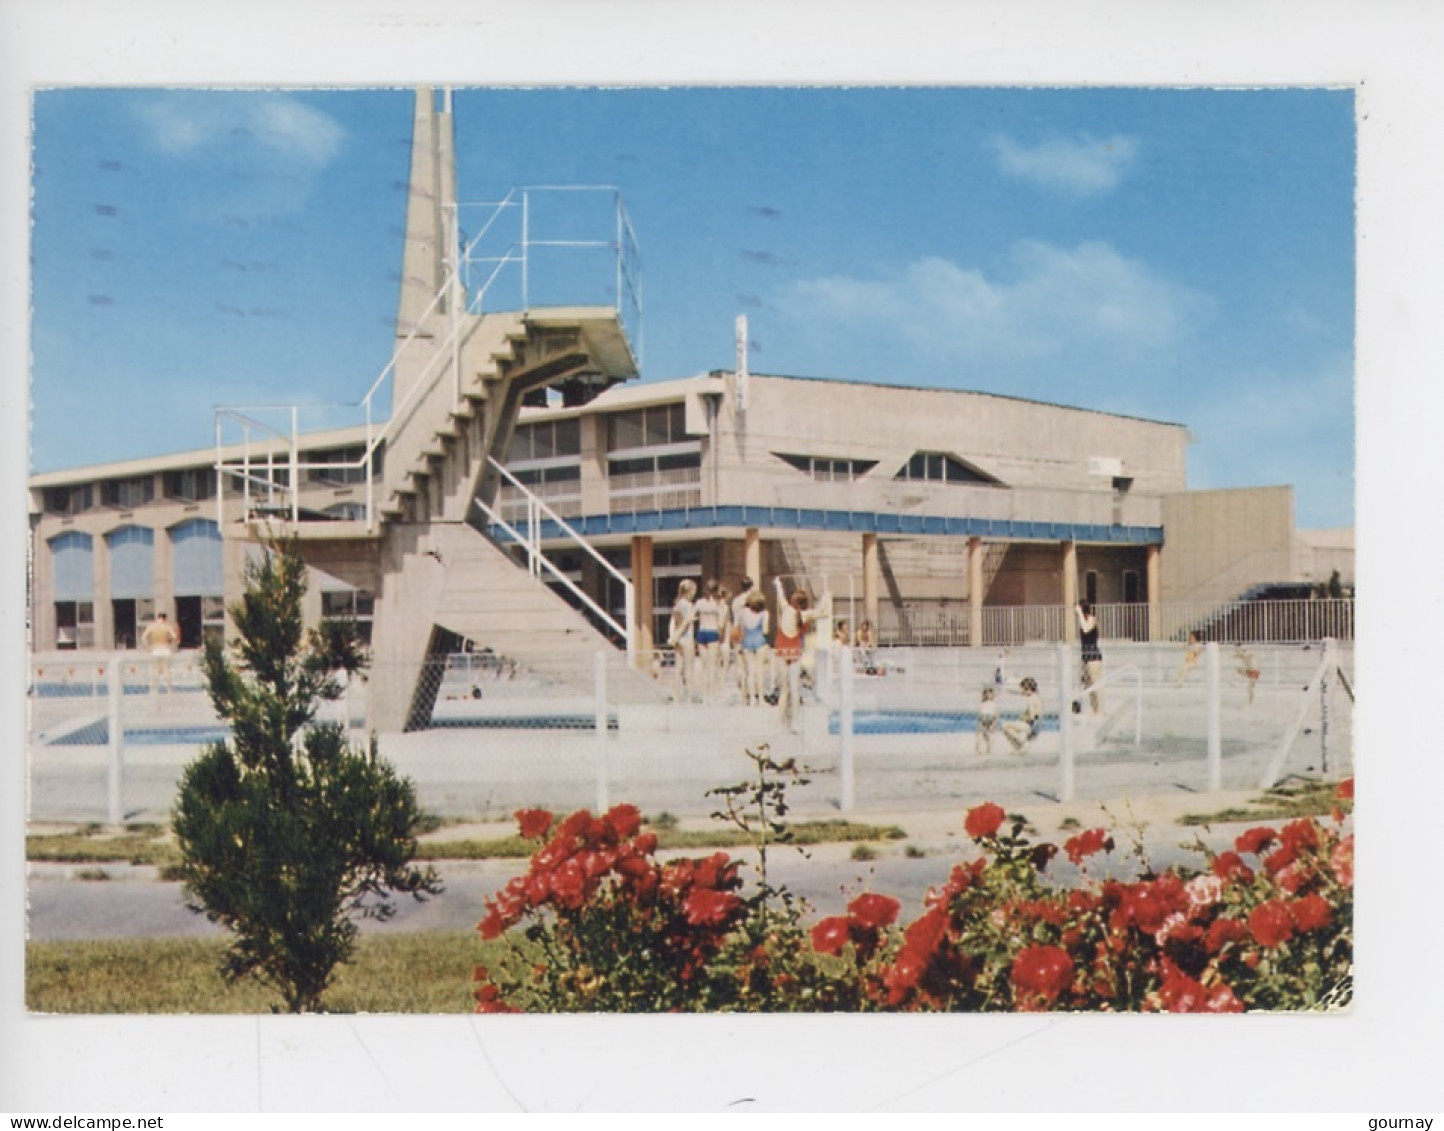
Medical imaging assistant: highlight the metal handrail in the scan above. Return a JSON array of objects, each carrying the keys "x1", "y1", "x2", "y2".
[
  {"x1": 482, "y1": 456, "x2": 635, "y2": 661},
  {"x1": 473, "y1": 490, "x2": 633, "y2": 659}
]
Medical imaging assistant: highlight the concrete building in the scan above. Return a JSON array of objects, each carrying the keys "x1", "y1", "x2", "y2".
[{"x1": 27, "y1": 87, "x2": 1354, "y2": 731}]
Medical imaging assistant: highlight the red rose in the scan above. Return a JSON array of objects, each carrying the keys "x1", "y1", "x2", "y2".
[
  {"x1": 693, "y1": 852, "x2": 737, "y2": 891},
  {"x1": 632, "y1": 831, "x2": 659, "y2": 855},
  {"x1": 1011, "y1": 945, "x2": 1074, "y2": 1009},
  {"x1": 1263, "y1": 842, "x2": 1298, "y2": 875},
  {"x1": 478, "y1": 910, "x2": 506, "y2": 940},
  {"x1": 1120, "y1": 878, "x2": 1188, "y2": 937},
  {"x1": 1205, "y1": 916, "x2": 1247, "y2": 954},
  {"x1": 1289, "y1": 893, "x2": 1332, "y2": 932},
  {"x1": 683, "y1": 888, "x2": 742, "y2": 928},
  {"x1": 811, "y1": 916, "x2": 852, "y2": 955},
  {"x1": 1331, "y1": 836, "x2": 1354, "y2": 888},
  {"x1": 1235, "y1": 827, "x2": 1278, "y2": 856},
  {"x1": 1156, "y1": 963, "x2": 1207, "y2": 1013},
  {"x1": 1248, "y1": 900, "x2": 1295, "y2": 948},
  {"x1": 1063, "y1": 827, "x2": 1114, "y2": 865},
  {"x1": 848, "y1": 892, "x2": 902, "y2": 929},
  {"x1": 965, "y1": 802, "x2": 1007, "y2": 839},
  {"x1": 604, "y1": 803, "x2": 643, "y2": 838},
  {"x1": 903, "y1": 906, "x2": 948, "y2": 957},
  {"x1": 1212, "y1": 851, "x2": 1255, "y2": 885},
  {"x1": 1335, "y1": 778, "x2": 1354, "y2": 801},
  {"x1": 1280, "y1": 818, "x2": 1321, "y2": 853},
  {"x1": 514, "y1": 808, "x2": 553, "y2": 840},
  {"x1": 1204, "y1": 983, "x2": 1244, "y2": 1013},
  {"x1": 549, "y1": 858, "x2": 589, "y2": 908},
  {"x1": 882, "y1": 949, "x2": 929, "y2": 1006}
]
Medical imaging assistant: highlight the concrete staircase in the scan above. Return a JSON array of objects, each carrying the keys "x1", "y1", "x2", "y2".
[{"x1": 289, "y1": 307, "x2": 654, "y2": 731}]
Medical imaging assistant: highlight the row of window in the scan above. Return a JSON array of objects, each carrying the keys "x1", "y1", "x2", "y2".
[
  {"x1": 505, "y1": 403, "x2": 693, "y2": 465},
  {"x1": 41, "y1": 445, "x2": 381, "y2": 516}
]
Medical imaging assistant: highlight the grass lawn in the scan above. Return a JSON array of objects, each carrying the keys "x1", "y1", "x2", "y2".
[
  {"x1": 1179, "y1": 776, "x2": 1348, "y2": 827},
  {"x1": 27, "y1": 933, "x2": 489, "y2": 1014},
  {"x1": 28, "y1": 819, "x2": 907, "y2": 867}
]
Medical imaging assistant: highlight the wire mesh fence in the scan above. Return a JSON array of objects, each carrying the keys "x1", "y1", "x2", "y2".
[{"x1": 28, "y1": 636, "x2": 1354, "y2": 826}]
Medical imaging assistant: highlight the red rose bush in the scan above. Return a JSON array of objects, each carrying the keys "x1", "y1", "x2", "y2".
[{"x1": 475, "y1": 776, "x2": 1353, "y2": 1014}]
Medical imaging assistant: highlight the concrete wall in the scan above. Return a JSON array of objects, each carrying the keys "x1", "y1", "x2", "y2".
[
  {"x1": 1295, "y1": 527, "x2": 1356, "y2": 589},
  {"x1": 710, "y1": 372, "x2": 1189, "y2": 525},
  {"x1": 1159, "y1": 486, "x2": 1295, "y2": 602}
]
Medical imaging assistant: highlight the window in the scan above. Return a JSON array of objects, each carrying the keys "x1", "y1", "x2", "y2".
[
  {"x1": 321, "y1": 589, "x2": 375, "y2": 644},
  {"x1": 43, "y1": 483, "x2": 92, "y2": 516},
  {"x1": 507, "y1": 418, "x2": 581, "y2": 463},
  {"x1": 323, "y1": 502, "x2": 369, "y2": 521},
  {"x1": 775, "y1": 453, "x2": 878, "y2": 482},
  {"x1": 54, "y1": 600, "x2": 95, "y2": 650},
  {"x1": 100, "y1": 475, "x2": 155, "y2": 509},
  {"x1": 227, "y1": 465, "x2": 290, "y2": 494},
  {"x1": 111, "y1": 597, "x2": 156, "y2": 650},
  {"x1": 607, "y1": 403, "x2": 687, "y2": 452},
  {"x1": 163, "y1": 467, "x2": 217, "y2": 502},
  {"x1": 306, "y1": 445, "x2": 379, "y2": 486},
  {"x1": 1123, "y1": 569, "x2": 1142, "y2": 604},
  {"x1": 894, "y1": 452, "x2": 998, "y2": 485},
  {"x1": 175, "y1": 594, "x2": 227, "y2": 649}
]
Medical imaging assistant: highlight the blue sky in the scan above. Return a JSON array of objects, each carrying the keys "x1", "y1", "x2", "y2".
[{"x1": 29, "y1": 85, "x2": 1355, "y2": 528}]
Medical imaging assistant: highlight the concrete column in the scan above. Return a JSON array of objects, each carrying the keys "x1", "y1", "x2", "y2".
[
  {"x1": 580, "y1": 414, "x2": 609, "y2": 515},
  {"x1": 95, "y1": 532, "x2": 114, "y2": 649},
  {"x1": 862, "y1": 532, "x2": 880, "y2": 635},
  {"x1": 968, "y1": 536, "x2": 984, "y2": 648},
  {"x1": 631, "y1": 534, "x2": 654, "y2": 665},
  {"x1": 1062, "y1": 540, "x2": 1078, "y2": 643},
  {"x1": 744, "y1": 527, "x2": 761, "y2": 588},
  {"x1": 1147, "y1": 543, "x2": 1162, "y2": 642}
]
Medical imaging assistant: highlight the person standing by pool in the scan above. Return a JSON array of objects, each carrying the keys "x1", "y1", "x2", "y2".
[
  {"x1": 736, "y1": 589, "x2": 771, "y2": 706},
  {"x1": 976, "y1": 685, "x2": 998, "y2": 755},
  {"x1": 668, "y1": 579, "x2": 699, "y2": 702},
  {"x1": 1075, "y1": 601, "x2": 1104, "y2": 715},
  {"x1": 694, "y1": 580, "x2": 726, "y2": 701},
  {"x1": 1234, "y1": 643, "x2": 1260, "y2": 705},
  {"x1": 141, "y1": 610, "x2": 180, "y2": 694},
  {"x1": 773, "y1": 578, "x2": 811, "y2": 730}
]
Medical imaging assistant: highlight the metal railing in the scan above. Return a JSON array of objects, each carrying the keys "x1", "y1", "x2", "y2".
[
  {"x1": 475, "y1": 456, "x2": 636, "y2": 662},
  {"x1": 215, "y1": 185, "x2": 642, "y2": 533}
]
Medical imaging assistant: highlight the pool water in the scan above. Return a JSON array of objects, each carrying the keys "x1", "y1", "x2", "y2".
[{"x1": 829, "y1": 710, "x2": 1060, "y2": 735}]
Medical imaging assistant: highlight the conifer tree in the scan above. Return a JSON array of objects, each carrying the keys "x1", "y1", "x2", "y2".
[{"x1": 172, "y1": 544, "x2": 441, "y2": 1013}]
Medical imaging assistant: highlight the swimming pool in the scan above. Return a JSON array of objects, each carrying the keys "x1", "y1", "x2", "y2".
[
  {"x1": 829, "y1": 710, "x2": 1060, "y2": 735},
  {"x1": 49, "y1": 722, "x2": 232, "y2": 746}
]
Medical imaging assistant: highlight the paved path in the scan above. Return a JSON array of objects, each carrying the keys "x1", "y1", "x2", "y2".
[{"x1": 26, "y1": 794, "x2": 1258, "y2": 943}]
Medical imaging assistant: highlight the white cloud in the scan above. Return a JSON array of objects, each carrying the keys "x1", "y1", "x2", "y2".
[
  {"x1": 135, "y1": 93, "x2": 344, "y2": 167},
  {"x1": 989, "y1": 132, "x2": 1138, "y2": 195},
  {"x1": 782, "y1": 239, "x2": 1209, "y2": 366}
]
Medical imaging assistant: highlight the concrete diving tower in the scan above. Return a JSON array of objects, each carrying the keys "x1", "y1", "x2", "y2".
[{"x1": 236, "y1": 88, "x2": 646, "y2": 731}]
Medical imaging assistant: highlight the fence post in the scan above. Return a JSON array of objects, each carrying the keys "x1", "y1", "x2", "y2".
[
  {"x1": 1206, "y1": 641, "x2": 1222, "y2": 791},
  {"x1": 107, "y1": 657, "x2": 123, "y2": 826},
  {"x1": 839, "y1": 645, "x2": 855, "y2": 813},
  {"x1": 594, "y1": 651, "x2": 609, "y2": 812},
  {"x1": 1058, "y1": 644, "x2": 1075, "y2": 803},
  {"x1": 1320, "y1": 637, "x2": 1335, "y2": 775}
]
